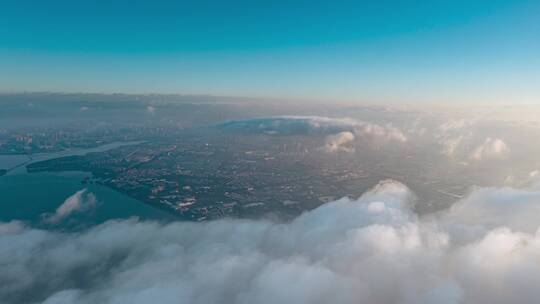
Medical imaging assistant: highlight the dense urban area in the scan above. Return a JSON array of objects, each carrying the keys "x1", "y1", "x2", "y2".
[{"x1": 3, "y1": 95, "x2": 540, "y2": 221}]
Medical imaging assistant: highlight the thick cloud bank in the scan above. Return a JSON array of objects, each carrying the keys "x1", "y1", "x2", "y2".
[
  {"x1": 220, "y1": 116, "x2": 364, "y2": 135},
  {"x1": 2, "y1": 181, "x2": 540, "y2": 304}
]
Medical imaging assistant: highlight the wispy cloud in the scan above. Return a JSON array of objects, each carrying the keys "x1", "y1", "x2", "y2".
[
  {"x1": 470, "y1": 137, "x2": 509, "y2": 161},
  {"x1": 221, "y1": 116, "x2": 407, "y2": 150},
  {"x1": 42, "y1": 189, "x2": 97, "y2": 224},
  {"x1": 322, "y1": 131, "x2": 355, "y2": 153}
]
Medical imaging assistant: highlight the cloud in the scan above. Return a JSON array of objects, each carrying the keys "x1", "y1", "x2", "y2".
[
  {"x1": 470, "y1": 137, "x2": 509, "y2": 161},
  {"x1": 42, "y1": 189, "x2": 97, "y2": 224},
  {"x1": 436, "y1": 119, "x2": 475, "y2": 136},
  {"x1": 440, "y1": 136, "x2": 464, "y2": 157},
  {"x1": 430, "y1": 117, "x2": 513, "y2": 161},
  {"x1": 220, "y1": 116, "x2": 407, "y2": 146},
  {"x1": 220, "y1": 116, "x2": 362, "y2": 135},
  {"x1": 433, "y1": 119, "x2": 515, "y2": 162},
  {"x1": 504, "y1": 170, "x2": 540, "y2": 187},
  {"x1": 146, "y1": 105, "x2": 156, "y2": 114},
  {"x1": 322, "y1": 131, "x2": 355, "y2": 153},
  {"x1": 440, "y1": 184, "x2": 540, "y2": 235},
  {"x1": 433, "y1": 119, "x2": 476, "y2": 158},
  {"x1": 3, "y1": 180, "x2": 540, "y2": 303},
  {"x1": 356, "y1": 123, "x2": 407, "y2": 144}
]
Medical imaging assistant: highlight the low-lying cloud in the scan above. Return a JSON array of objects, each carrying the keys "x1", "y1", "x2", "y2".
[
  {"x1": 220, "y1": 116, "x2": 407, "y2": 148},
  {"x1": 146, "y1": 105, "x2": 156, "y2": 114},
  {"x1": 3, "y1": 180, "x2": 540, "y2": 304},
  {"x1": 470, "y1": 137, "x2": 509, "y2": 161},
  {"x1": 356, "y1": 123, "x2": 407, "y2": 144},
  {"x1": 440, "y1": 136, "x2": 465, "y2": 157},
  {"x1": 220, "y1": 116, "x2": 364, "y2": 135},
  {"x1": 42, "y1": 189, "x2": 97, "y2": 224},
  {"x1": 322, "y1": 131, "x2": 355, "y2": 153}
]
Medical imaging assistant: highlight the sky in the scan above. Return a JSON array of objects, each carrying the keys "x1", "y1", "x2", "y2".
[{"x1": 0, "y1": 0, "x2": 539, "y2": 104}]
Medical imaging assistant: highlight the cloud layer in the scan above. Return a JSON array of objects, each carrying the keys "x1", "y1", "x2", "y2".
[
  {"x1": 220, "y1": 116, "x2": 407, "y2": 149},
  {"x1": 3, "y1": 180, "x2": 540, "y2": 304},
  {"x1": 220, "y1": 116, "x2": 365, "y2": 135}
]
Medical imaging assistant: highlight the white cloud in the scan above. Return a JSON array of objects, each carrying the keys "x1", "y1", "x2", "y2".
[
  {"x1": 146, "y1": 105, "x2": 156, "y2": 114},
  {"x1": 221, "y1": 116, "x2": 407, "y2": 146},
  {"x1": 504, "y1": 170, "x2": 540, "y2": 187},
  {"x1": 322, "y1": 131, "x2": 355, "y2": 153},
  {"x1": 3, "y1": 180, "x2": 540, "y2": 304},
  {"x1": 433, "y1": 119, "x2": 476, "y2": 158},
  {"x1": 440, "y1": 184, "x2": 540, "y2": 236},
  {"x1": 42, "y1": 189, "x2": 97, "y2": 224},
  {"x1": 436, "y1": 119, "x2": 475, "y2": 136},
  {"x1": 470, "y1": 138, "x2": 509, "y2": 161},
  {"x1": 440, "y1": 136, "x2": 464, "y2": 157},
  {"x1": 355, "y1": 123, "x2": 407, "y2": 144}
]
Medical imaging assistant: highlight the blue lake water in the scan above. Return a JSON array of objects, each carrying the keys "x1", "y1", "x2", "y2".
[{"x1": 0, "y1": 142, "x2": 173, "y2": 229}]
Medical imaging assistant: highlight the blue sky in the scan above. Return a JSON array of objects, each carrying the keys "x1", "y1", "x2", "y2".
[{"x1": 1, "y1": 0, "x2": 539, "y2": 104}]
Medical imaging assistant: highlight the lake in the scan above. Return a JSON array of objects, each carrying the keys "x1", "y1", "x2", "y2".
[{"x1": 0, "y1": 142, "x2": 173, "y2": 229}]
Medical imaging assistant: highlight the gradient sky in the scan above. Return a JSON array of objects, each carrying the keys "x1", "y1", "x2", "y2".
[{"x1": 1, "y1": 0, "x2": 539, "y2": 104}]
